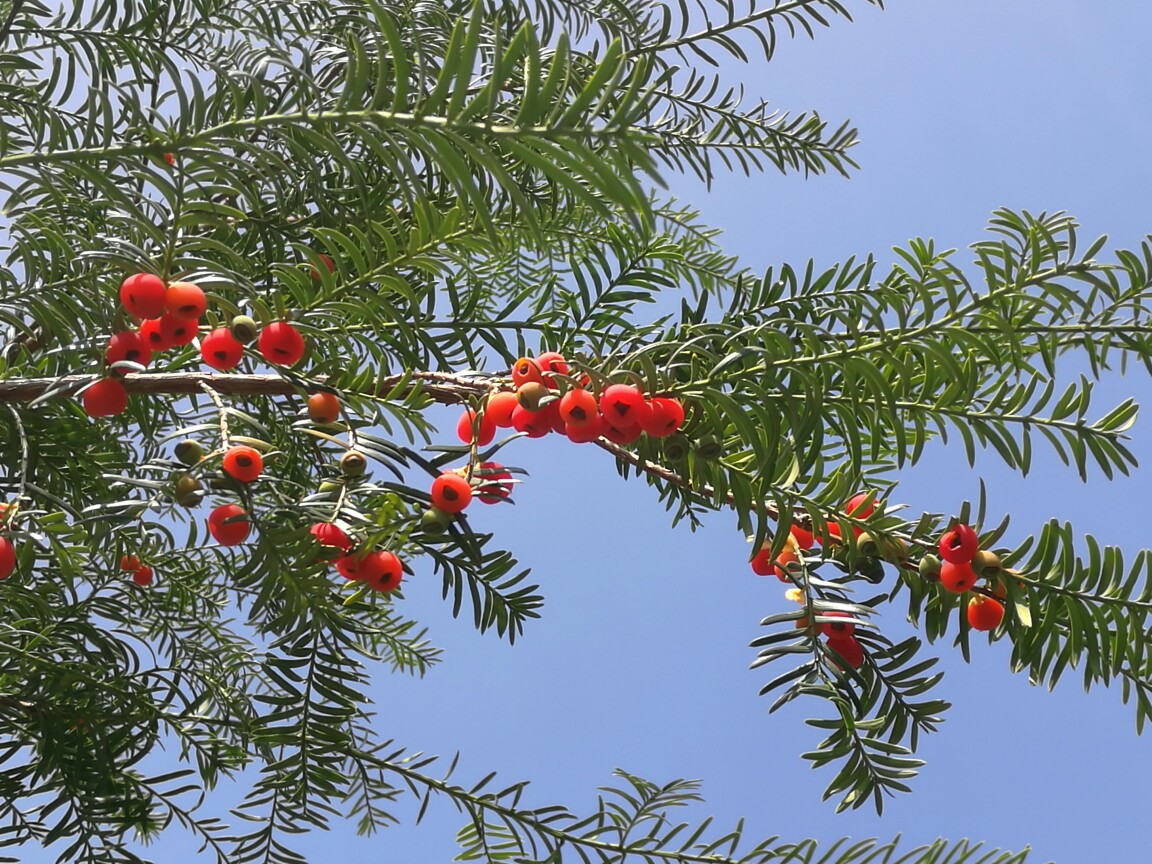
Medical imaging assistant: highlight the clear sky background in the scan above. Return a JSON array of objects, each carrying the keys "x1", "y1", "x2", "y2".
[
  {"x1": 24, "y1": 2, "x2": 1152, "y2": 862},
  {"x1": 341, "y1": 4, "x2": 1152, "y2": 863}
]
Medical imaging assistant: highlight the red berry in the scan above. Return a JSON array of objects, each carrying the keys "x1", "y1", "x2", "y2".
[
  {"x1": 939, "y1": 523, "x2": 979, "y2": 564},
  {"x1": 476, "y1": 462, "x2": 513, "y2": 504},
  {"x1": 536, "y1": 351, "x2": 569, "y2": 385},
  {"x1": 200, "y1": 327, "x2": 244, "y2": 371},
  {"x1": 335, "y1": 553, "x2": 365, "y2": 581},
  {"x1": 639, "y1": 397, "x2": 685, "y2": 438},
  {"x1": 601, "y1": 422, "x2": 642, "y2": 445},
  {"x1": 773, "y1": 546, "x2": 799, "y2": 582},
  {"x1": 360, "y1": 550, "x2": 403, "y2": 592},
  {"x1": 826, "y1": 635, "x2": 864, "y2": 670},
  {"x1": 257, "y1": 321, "x2": 306, "y2": 366},
  {"x1": 119, "y1": 554, "x2": 141, "y2": 571},
  {"x1": 544, "y1": 402, "x2": 567, "y2": 435},
  {"x1": 307, "y1": 392, "x2": 340, "y2": 424},
  {"x1": 119, "y1": 273, "x2": 167, "y2": 319},
  {"x1": 310, "y1": 522, "x2": 352, "y2": 554},
  {"x1": 159, "y1": 312, "x2": 198, "y2": 346},
  {"x1": 486, "y1": 391, "x2": 519, "y2": 427},
  {"x1": 105, "y1": 331, "x2": 153, "y2": 370},
  {"x1": 222, "y1": 446, "x2": 263, "y2": 483},
  {"x1": 789, "y1": 523, "x2": 815, "y2": 549},
  {"x1": 939, "y1": 559, "x2": 978, "y2": 593},
  {"x1": 843, "y1": 492, "x2": 876, "y2": 538},
  {"x1": 208, "y1": 504, "x2": 250, "y2": 546},
  {"x1": 163, "y1": 152, "x2": 175, "y2": 166},
  {"x1": 0, "y1": 537, "x2": 15, "y2": 579},
  {"x1": 559, "y1": 389, "x2": 598, "y2": 428},
  {"x1": 309, "y1": 253, "x2": 335, "y2": 279},
  {"x1": 599, "y1": 384, "x2": 646, "y2": 429},
  {"x1": 456, "y1": 408, "x2": 496, "y2": 446},
  {"x1": 165, "y1": 281, "x2": 207, "y2": 319},
  {"x1": 820, "y1": 610, "x2": 855, "y2": 638},
  {"x1": 967, "y1": 595, "x2": 1005, "y2": 631},
  {"x1": 138, "y1": 318, "x2": 172, "y2": 351},
  {"x1": 750, "y1": 546, "x2": 774, "y2": 576},
  {"x1": 510, "y1": 404, "x2": 550, "y2": 438},
  {"x1": 132, "y1": 565, "x2": 154, "y2": 587},
  {"x1": 82, "y1": 377, "x2": 127, "y2": 417},
  {"x1": 430, "y1": 472, "x2": 472, "y2": 513},
  {"x1": 566, "y1": 413, "x2": 607, "y2": 443}
]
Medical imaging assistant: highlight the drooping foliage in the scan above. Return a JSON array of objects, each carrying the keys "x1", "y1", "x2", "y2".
[{"x1": 0, "y1": 0, "x2": 1149, "y2": 861}]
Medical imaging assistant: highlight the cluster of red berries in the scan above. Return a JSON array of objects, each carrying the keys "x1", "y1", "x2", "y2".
[
  {"x1": 921, "y1": 522, "x2": 1006, "y2": 632},
  {"x1": 784, "y1": 588, "x2": 864, "y2": 669},
  {"x1": 456, "y1": 352, "x2": 685, "y2": 447},
  {"x1": 119, "y1": 554, "x2": 154, "y2": 587},
  {"x1": 749, "y1": 492, "x2": 875, "y2": 581},
  {"x1": 83, "y1": 272, "x2": 309, "y2": 418},
  {"x1": 308, "y1": 522, "x2": 403, "y2": 593}
]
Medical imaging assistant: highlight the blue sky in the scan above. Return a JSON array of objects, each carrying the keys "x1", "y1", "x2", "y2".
[
  {"x1": 22, "y1": 2, "x2": 1152, "y2": 862},
  {"x1": 341, "y1": 4, "x2": 1152, "y2": 863}
]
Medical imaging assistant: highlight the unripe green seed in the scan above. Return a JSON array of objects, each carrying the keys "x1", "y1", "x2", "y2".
[
  {"x1": 695, "y1": 434, "x2": 723, "y2": 461},
  {"x1": 174, "y1": 473, "x2": 204, "y2": 508},
  {"x1": 340, "y1": 450, "x2": 367, "y2": 477},
  {"x1": 420, "y1": 507, "x2": 452, "y2": 534},
  {"x1": 663, "y1": 433, "x2": 690, "y2": 461},
  {"x1": 230, "y1": 314, "x2": 259, "y2": 344},
  {"x1": 516, "y1": 381, "x2": 551, "y2": 412},
  {"x1": 919, "y1": 553, "x2": 942, "y2": 582},
  {"x1": 857, "y1": 556, "x2": 886, "y2": 583},
  {"x1": 971, "y1": 549, "x2": 1003, "y2": 579},
  {"x1": 174, "y1": 439, "x2": 203, "y2": 466}
]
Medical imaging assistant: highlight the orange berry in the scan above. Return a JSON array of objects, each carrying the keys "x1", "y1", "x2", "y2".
[
  {"x1": 750, "y1": 545, "x2": 774, "y2": 576},
  {"x1": 222, "y1": 446, "x2": 263, "y2": 483},
  {"x1": 456, "y1": 408, "x2": 496, "y2": 445},
  {"x1": 773, "y1": 546, "x2": 800, "y2": 583},
  {"x1": 165, "y1": 281, "x2": 207, "y2": 319},
  {"x1": 967, "y1": 595, "x2": 1005, "y2": 631},
  {"x1": 485, "y1": 391, "x2": 519, "y2": 427},
  {"x1": 430, "y1": 472, "x2": 473, "y2": 513},
  {"x1": 208, "y1": 504, "x2": 250, "y2": 546},
  {"x1": 307, "y1": 392, "x2": 341, "y2": 424},
  {"x1": 511, "y1": 357, "x2": 544, "y2": 387}
]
